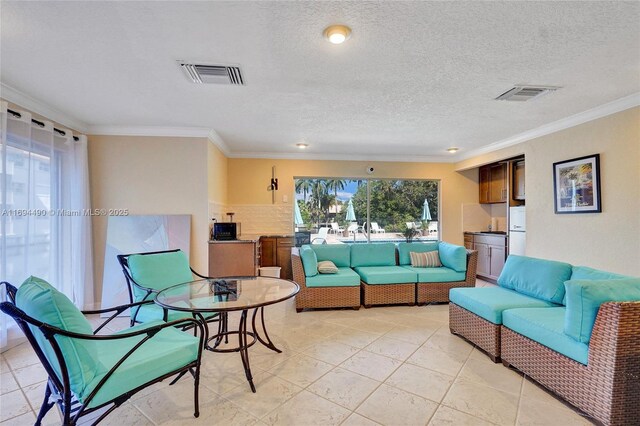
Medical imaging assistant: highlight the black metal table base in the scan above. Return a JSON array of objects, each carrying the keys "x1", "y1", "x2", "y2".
[{"x1": 197, "y1": 307, "x2": 280, "y2": 393}]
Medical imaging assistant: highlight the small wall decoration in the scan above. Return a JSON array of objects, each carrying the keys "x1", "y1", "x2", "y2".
[{"x1": 553, "y1": 154, "x2": 601, "y2": 214}]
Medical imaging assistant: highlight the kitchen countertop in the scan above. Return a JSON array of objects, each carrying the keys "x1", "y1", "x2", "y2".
[{"x1": 464, "y1": 231, "x2": 508, "y2": 237}]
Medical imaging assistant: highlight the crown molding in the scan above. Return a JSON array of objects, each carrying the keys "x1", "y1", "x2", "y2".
[
  {"x1": 88, "y1": 125, "x2": 212, "y2": 138},
  {"x1": 0, "y1": 83, "x2": 90, "y2": 133},
  {"x1": 228, "y1": 150, "x2": 455, "y2": 163},
  {"x1": 207, "y1": 129, "x2": 231, "y2": 156},
  {"x1": 457, "y1": 92, "x2": 640, "y2": 161}
]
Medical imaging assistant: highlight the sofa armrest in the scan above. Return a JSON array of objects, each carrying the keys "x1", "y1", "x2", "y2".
[
  {"x1": 291, "y1": 253, "x2": 308, "y2": 289},
  {"x1": 465, "y1": 249, "x2": 478, "y2": 286}
]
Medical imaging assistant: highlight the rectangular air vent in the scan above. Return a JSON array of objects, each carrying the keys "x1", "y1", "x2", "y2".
[
  {"x1": 495, "y1": 85, "x2": 559, "y2": 101},
  {"x1": 178, "y1": 62, "x2": 244, "y2": 85}
]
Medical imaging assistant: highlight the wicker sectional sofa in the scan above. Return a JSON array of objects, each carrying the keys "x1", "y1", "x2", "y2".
[
  {"x1": 449, "y1": 254, "x2": 640, "y2": 426},
  {"x1": 291, "y1": 241, "x2": 477, "y2": 311}
]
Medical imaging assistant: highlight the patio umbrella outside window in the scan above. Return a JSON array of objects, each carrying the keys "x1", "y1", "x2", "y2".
[
  {"x1": 294, "y1": 200, "x2": 304, "y2": 226},
  {"x1": 421, "y1": 199, "x2": 432, "y2": 221},
  {"x1": 345, "y1": 199, "x2": 357, "y2": 222}
]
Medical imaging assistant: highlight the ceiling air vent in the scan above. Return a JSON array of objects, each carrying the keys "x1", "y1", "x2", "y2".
[
  {"x1": 495, "y1": 85, "x2": 559, "y2": 102},
  {"x1": 178, "y1": 62, "x2": 244, "y2": 85}
]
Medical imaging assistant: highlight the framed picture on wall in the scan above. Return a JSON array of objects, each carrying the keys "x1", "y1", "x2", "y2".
[{"x1": 553, "y1": 154, "x2": 601, "y2": 214}]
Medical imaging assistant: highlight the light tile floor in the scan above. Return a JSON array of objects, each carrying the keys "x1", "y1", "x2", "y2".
[{"x1": 1, "y1": 280, "x2": 595, "y2": 425}]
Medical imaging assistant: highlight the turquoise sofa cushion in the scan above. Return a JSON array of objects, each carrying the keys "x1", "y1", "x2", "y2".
[
  {"x1": 438, "y1": 242, "x2": 467, "y2": 272},
  {"x1": 397, "y1": 242, "x2": 438, "y2": 266},
  {"x1": 128, "y1": 251, "x2": 194, "y2": 300},
  {"x1": 354, "y1": 266, "x2": 417, "y2": 284},
  {"x1": 299, "y1": 245, "x2": 318, "y2": 277},
  {"x1": 311, "y1": 244, "x2": 351, "y2": 268},
  {"x1": 450, "y1": 287, "x2": 557, "y2": 324},
  {"x1": 503, "y1": 307, "x2": 589, "y2": 365},
  {"x1": 498, "y1": 255, "x2": 572, "y2": 304},
  {"x1": 16, "y1": 276, "x2": 98, "y2": 398},
  {"x1": 306, "y1": 267, "x2": 361, "y2": 287},
  {"x1": 563, "y1": 266, "x2": 631, "y2": 304},
  {"x1": 84, "y1": 321, "x2": 199, "y2": 408},
  {"x1": 402, "y1": 266, "x2": 466, "y2": 283},
  {"x1": 564, "y1": 278, "x2": 640, "y2": 343},
  {"x1": 350, "y1": 243, "x2": 396, "y2": 268}
]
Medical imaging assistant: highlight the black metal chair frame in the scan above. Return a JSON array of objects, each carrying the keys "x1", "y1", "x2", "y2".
[
  {"x1": 117, "y1": 249, "x2": 229, "y2": 340},
  {"x1": 0, "y1": 282, "x2": 204, "y2": 426}
]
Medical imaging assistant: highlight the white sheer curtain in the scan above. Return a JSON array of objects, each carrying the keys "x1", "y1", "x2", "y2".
[{"x1": 1, "y1": 102, "x2": 94, "y2": 349}]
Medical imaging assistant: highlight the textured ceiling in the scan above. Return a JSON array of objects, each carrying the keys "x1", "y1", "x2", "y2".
[{"x1": 1, "y1": 1, "x2": 639, "y2": 161}]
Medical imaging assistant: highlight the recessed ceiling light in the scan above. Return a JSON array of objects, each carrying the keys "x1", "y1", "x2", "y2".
[
  {"x1": 447, "y1": 147, "x2": 459, "y2": 153},
  {"x1": 323, "y1": 25, "x2": 352, "y2": 44},
  {"x1": 296, "y1": 143, "x2": 309, "y2": 149}
]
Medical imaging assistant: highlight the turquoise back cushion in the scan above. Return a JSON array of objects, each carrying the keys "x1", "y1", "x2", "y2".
[
  {"x1": 350, "y1": 243, "x2": 397, "y2": 267},
  {"x1": 438, "y1": 242, "x2": 467, "y2": 272},
  {"x1": 299, "y1": 245, "x2": 318, "y2": 277},
  {"x1": 564, "y1": 278, "x2": 640, "y2": 343},
  {"x1": 311, "y1": 244, "x2": 351, "y2": 268},
  {"x1": 498, "y1": 255, "x2": 572, "y2": 304},
  {"x1": 563, "y1": 266, "x2": 631, "y2": 304},
  {"x1": 15, "y1": 276, "x2": 98, "y2": 396},
  {"x1": 397, "y1": 242, "x2": 438, "y2": 266},
  {"x1": 128, "y1": 251, "x2": 193, "y2": 301}
]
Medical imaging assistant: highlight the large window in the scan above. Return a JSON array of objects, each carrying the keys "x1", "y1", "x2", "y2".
[{"x1": 294, "y1": 178, "x2": 439, "y2": 243}]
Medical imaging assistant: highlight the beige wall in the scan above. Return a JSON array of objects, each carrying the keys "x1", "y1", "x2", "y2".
[
  {"x1": 88, "y1": 135, "x2": 210, "y2": 299},
  {"x1": 207, "y1": 141, "x2": 228, "y2": 223},
  {"x1": 457, "y1": 107, "x2": 640, "y2": 275},
  {"x1": 227, "y1": 159, "x2": 478, "y2": 245}
]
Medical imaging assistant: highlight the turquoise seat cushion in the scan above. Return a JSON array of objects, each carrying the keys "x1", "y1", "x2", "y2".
[
  {"x1": 311, "y1": 244, "x2": 351, "y2": 268},
  {"x1": 84, "y1": 322, "x2": 199, "y2": 408},
  {"x1": 564, "y1": 278, "x2": 640, "y2": 343},
  {"x1": 15, "y1": 276, "x2": 98, "y2": 398},
  {"x1": 397, "y1": 242, "x2": 438, "y2": 266},
  {"x1": 503, "y1": 307, "x2": 589, "y2": 365},
  {"x1": 402, "y1": 266, "x2": 466, "y2": 283},
  {"x1": 450, "y1": 287, "x2": 557, "y2": 324},
  {"x1": 306, "y1": 267, "x2": 361, "y2": 287},
  {"x1": 128, "y1": 251, "x2": 194, "y2": 302},
  {"x1": 299, "y1": 245, "x2": 318, "y2": 277},
  {"x1": 438, "y1": 242, "x2": 467, "y2": 272},
  {"x1": 350, "y1": 243, "x2": 397, "y2": 268},
  {"x1": 354, "y1": 266, "x2": 417, "y2": 285},
  {"x1": 498, "y1": 255, "x2": 572, "y2": 304}
]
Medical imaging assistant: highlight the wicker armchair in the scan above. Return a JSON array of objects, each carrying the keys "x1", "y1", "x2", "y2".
[
  {"x1": 291, "y1": 251, "x2": 361, "y2": 312},
  {"x1": 416, "y1": 249, "x2": 478, "y2": 304}
]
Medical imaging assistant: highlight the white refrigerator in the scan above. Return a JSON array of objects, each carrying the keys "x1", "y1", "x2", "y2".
[{"x1": 509, "y1": 206, "x2": 526, "y2": 255}]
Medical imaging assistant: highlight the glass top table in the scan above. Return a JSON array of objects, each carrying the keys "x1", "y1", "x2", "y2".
[{"x1": 155, "y1": 277, "x2": 299, "y2": 392}]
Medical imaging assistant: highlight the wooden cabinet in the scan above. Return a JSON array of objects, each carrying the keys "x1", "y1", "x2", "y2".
[
  {"x1": 479, "y1": 163, "x2": 507, "y2": 203},
  {"x1": 513, "y1": 160, "x2": 525, "y2": 200},
  {"x1": 464, "y1": 234, "x2": 474, "y2": 250},
  {"x1": 259, "y1": 236, "x2": 294, "y2": 280},
  {"x1": 208, "y1": 241, "x2": 258, "y2": 278},
  {"x1": 465, "y1": 233, "x2": 507, "y2": 281}
]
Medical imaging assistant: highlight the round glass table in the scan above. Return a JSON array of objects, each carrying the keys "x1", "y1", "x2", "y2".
[{"x1": 155, "y1": 276, "x2": 299, "y2": 392}]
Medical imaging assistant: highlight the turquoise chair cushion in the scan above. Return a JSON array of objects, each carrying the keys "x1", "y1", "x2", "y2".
[
  {"x1": 503, "y1": 307, "x2": 589, "y2": 365},
  {"x1": 128, "y1": 251, "x2": 194, "y2": 302},
  {"x1": 83, "y1": 321, "x2": 199, "y2": 408},
  {"x1": 354, "y1": 266, "x2": 417, "y2": 285},
  {"x1": 15, "y1": 276, "x2": 98, "y2": 398},
  {"x1": 450, "y1": 287, "x2": 557, "y2": 324},
  {"x1": 397, "y1": 242, "x2": 438, "y2": 266},
  {"x1": 350, "y1": 243, "x2": 396, "y2": 268},
  {"x1": 438, "y1": 242, "x2": 467, "y2": 272},
  {"x1": 311, "y1": 244, "x2": 351, "y2": 268},
  {"x1": 498, "y1": 255, "x2": 572, "y2": 304},
  {"x1": 564, "y1": 278, "x2": 640, "y2": 343},
  {"x1": 401, "y1": 266, "x2": 466, "y2": 283},
  {"x1": 306, "y1": 267, "x2": 361, "y2": 287},
  {"x1": 299, "y1": 245, "x2": 318, "y2": 277},
  {"x1": 563, "y1": 266, "x2": 631, "y2": 304}
]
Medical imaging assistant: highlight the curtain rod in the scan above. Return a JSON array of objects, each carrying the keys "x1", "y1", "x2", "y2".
[{"x1": 7, "y1": 108, "x2": 80, "y2": 141}]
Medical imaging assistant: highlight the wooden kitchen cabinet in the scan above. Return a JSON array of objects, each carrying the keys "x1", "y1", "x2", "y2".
[
  {"x1": 479, "y1": 162, "x2": 507, "y2": 203},
  {"x1": 208, "y1": 241, "x2": 258, "y2": 277},
  {"x1": 259, "y1": 236, "x2": 294, "y2": 280},
  {"x1": 464, "y1": 234, "x2": 474, "y2": 250},
  {"x1": 513, "y1": 160, "x2": 525, "y2": 200}
]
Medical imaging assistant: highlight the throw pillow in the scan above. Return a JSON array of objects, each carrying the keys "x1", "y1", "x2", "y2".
[
  {"x1": 410, "y1": 251, "x2": 442, "y2": 268},
  {"x1": 317, "y1": 260, "x2": 339, "y2": 274}
]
